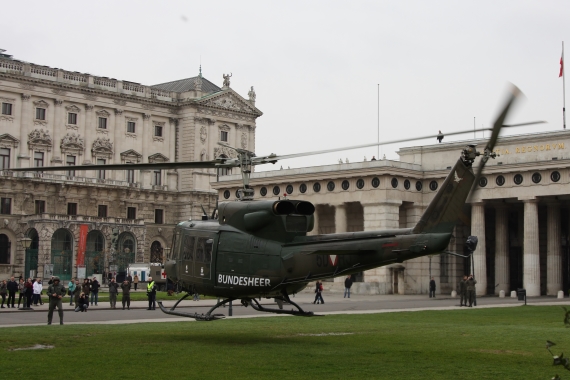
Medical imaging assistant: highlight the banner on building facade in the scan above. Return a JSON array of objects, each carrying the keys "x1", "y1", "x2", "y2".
[{"x1": 77, "y1": 224, "x2": 88, "y2": 266}]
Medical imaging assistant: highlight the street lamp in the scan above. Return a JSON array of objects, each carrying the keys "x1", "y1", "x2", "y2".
[
  {"x1": 20, "y1": 237, "x2": 32, "y2": 249},
  {"x1": 163, "y1": 247, "x2": 171, "y2": 260}
]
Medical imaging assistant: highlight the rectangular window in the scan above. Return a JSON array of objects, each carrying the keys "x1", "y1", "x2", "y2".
[
  {"x1": 35, "y1": 200, "x2": 45, "y2": 214},
  {"x1": 0, "y1": 148, "x2": 10, "y2": 170},
  {"x1": 67, "y1": 202, "x2": 77, "y2": 216},
  {"x1": 98, "y1": 117, "x2": 107, "y2": 129},
  {"x1": 34, "y1": 152, "x2": 44, "y2": 168},
  {"x1": 220, "y1": 131, "x2": 228, "y2": 142},
  {"x1": 1, "y1": 103, "x2": 12, "y2": 115},
  {"x1": 97, "y1": 158, "x2": 106, "y2": 180},
  {"x1": 66, "y1": 155, "x2": 76, "y2": 177},
  {"x1": 155, "y1": 209, "x2": 164, "y2": 224},
  {"x1": 127, "y1": 207, "x2": 136, "y2": 219},
  {"x1": 126, "y1": 169, "x2": 135, "y2": 183},
  {"x1": 154, "y1": 125, "x2": 163, "y2": 137},
  {"x1": 98, "y1": 205, "x2": 108, "y2": 218},
  {"x1": 127, "y1": 121, "x2": 136, "y2": 133},
  {"x1": 35, "y1": 108, "x2": 46, "y2": 120},
  {"x1": 68, "y1": 112, "x2": 77, "y2": 124},
  {"x1": 0, "y1": 198, "x2": 11, "y2": 215},
  {"x1": 153, "y1": 170, "x2": 161, "y2": 186}
]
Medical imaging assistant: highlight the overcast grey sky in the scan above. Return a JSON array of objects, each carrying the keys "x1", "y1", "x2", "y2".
[{"x1": 2, "y1": 0, "x2": 568, "y2": 169}]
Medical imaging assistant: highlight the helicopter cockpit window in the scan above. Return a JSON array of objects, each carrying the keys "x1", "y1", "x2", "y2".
[
  {"x1": 169, "y1": 233, "x2": 178, "y2": 260},
  {"x1": 182, "y1": 235, "x2": 195, "y2": 260},
  {"x1": 196, "y1": 237, "x2": 212, "y2": 264}
]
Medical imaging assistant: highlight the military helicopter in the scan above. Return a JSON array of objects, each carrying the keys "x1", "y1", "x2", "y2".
[{"x1": 14, "y1": 85, "x2": 544, "y2": 321}]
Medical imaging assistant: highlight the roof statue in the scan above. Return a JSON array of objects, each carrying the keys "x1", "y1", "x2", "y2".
[
  {"x1": 223, "y1": 73, "x2": 232, "y2": 88},
  {"x1": 248, "y1": 86, "x2": 256, "y2": 105}
]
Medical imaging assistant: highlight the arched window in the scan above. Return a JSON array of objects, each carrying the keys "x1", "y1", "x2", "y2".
[
  {"x1": 150, "y1": 241, "x2": 163, "y2": 263},
  {"x1": 86, "y1": 230, "x2": 105, "y2": 276},
  {"x1": 51, "y1": 229, "x2": 73, "y2": 281}
]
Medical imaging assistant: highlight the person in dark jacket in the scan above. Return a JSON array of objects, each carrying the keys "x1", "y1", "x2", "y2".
[
  {"x1": 47, "y1": 277, "x2": 66, "y2": 325},
  {"x1": 90, "y1": 277, "x2": 100, "y2": 306},
  {"x1": 17, "y1": 278, "x2": 25, "y2": 308},
  {"x1": 82, "y1": 279, "x2": 91, "y2": 299},
  {"x1": 108, "y1": 278, "x2": 119, "y2": 309},
  {"x1": 459, "y1": 275, "x2": 468, "y2": 307},
  {"x1": 6, "y1": 276, "x2": 18, "y2": 308},
  {"x1": 429, "y1": 277, "x2": 436, "y2": 298},
  {"x1": 73, "y1": 279, "x2": 81, "y2": 306},
  {"x1": 466, "y1": 275, "x2": 477, "y2": 307},
  {"x1": 121, "y1": 280, "x2": 131, "y2": 310},
  {"x1": 0, "y1": 280, "x2": 7, "y2": 308},
  {"x1": 344, "y1": 275, "x2": 353, "y2": 298},
  {"x1": 313, "y1": 280, "x2": 324, "y2": 304},
  {"x1": 75, "y1": 292, "x2": 89, "y2": 312},
  {"x1": 24, "y1": 278, "x2": 33, "y2": 308}
]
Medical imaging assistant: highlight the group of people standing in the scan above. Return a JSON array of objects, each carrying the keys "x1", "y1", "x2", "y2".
[{"x1": 459, "y1": 275, "x2": 477, "y2": 307}]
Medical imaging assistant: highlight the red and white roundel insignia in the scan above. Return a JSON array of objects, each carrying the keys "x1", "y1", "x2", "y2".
[{"x1": 328, "y1": 255, "x2": 338, "y2": 266}]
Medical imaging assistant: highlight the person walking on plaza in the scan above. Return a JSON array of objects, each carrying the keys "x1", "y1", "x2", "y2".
[
  {"x1": 33, "y1": 278, "x2": 43, "y2": 306},
  {"x1": 147, "y1": 276, "x2": 157, "y2": 310},
  {"x1": 7, "y1": 276, "x2": 18, "y2": 308},
  {"x1": 90, "y1": 277, "x2": 100, "y2": 306},
  {"x1": 17, "y1": 278, "x2": 25, "y2": 308},
  {"x1": 313, "y1": 280, "x2": 324, "y2": 304},
  {"x1": 133, "y1": 274, "x2": 139, "y2": 291},
  {"x1": 24, "y1": 278, "x2": 33, "y2": 308},
  {"x1": 0, "y1": 280, "x2": 7, "y2": 308},
  {"x1": 121, "y1": 279, "x2": 131, "y2": 310},
  {"x1": 47, "y1": 277, "x2": 66, "y2": 325},
  {"x1": 344, "y1": 275, "x2": 353, "y2": 298},
  {"x1": 73, "y1": 279, "x2": 81, "y2": 306},
  {"x1": 126, "y1": 273, "x2": 133, "y2": 284},
  {"x1": 466, "y1": 274, "x2": 477, "y2": 307},
  {"x1": 108, "y1": 278, "x2": 119, "y2": 309},
  {"x1": 459, "y1": 275, "x2": 468, "y2": 307},
  {"x1": 67, "y1": 278, "x2": 76, "y2": 306},
  {"x1": 429, "y1": 277, "x2": 436, "y2": 298},
  {"x1": 75, "y1": 292, "x2": 89, "y2": 312}
]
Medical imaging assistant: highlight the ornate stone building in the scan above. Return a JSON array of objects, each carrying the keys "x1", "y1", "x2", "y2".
[
  {"x1": 0, "y1": 52, "x2": 261, "y2": 281},
  {"x1": 213, "y1": 131, "x2": 570, "y2": 297}
]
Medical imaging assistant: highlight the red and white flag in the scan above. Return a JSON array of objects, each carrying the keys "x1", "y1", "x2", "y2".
[{"x1": 558, "y1": 50, "x2": 564, "y2": 78}]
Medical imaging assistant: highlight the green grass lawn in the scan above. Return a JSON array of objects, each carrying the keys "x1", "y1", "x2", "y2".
[{"x1": 0, "y1": 305, "x2": 567, "y2": 379}]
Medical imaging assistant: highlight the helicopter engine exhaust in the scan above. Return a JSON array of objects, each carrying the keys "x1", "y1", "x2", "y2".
[
  {"x1": 295, "y1": 201, "x2": 315, "y2": 216},
  {"x1": 273, "y1": 201, "x2": 296, "y2": 215}
]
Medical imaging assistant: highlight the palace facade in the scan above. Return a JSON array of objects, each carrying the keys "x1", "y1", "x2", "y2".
[
  {"x1": 213, "y1": 131, "x2": 570, "y2": 297},
  {"x1": 0, "y1": 51, "x2": 261, "y2": 281}
]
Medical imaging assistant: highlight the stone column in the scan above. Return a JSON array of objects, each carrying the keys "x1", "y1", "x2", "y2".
[
  {"x1": 471, "y1": 203, "x2": 486, "y2": 295},
  {"x1": 114, "y1": 109, "x2": 123, "y2": 164},
  {"x1": 522, "y1": 199, "x2": 540, "y2": 296},
  {"x1": 18, "y1": 93, "x2": 31, "y2": 167},
  {"x1": 362, "y1": 201, "x2": 402, "y2": 294},
  {"x1": 142, "y1": 113, "x2": 151, "y2": 162},
  {"x1": 83, "y1": 105, "x2": 94, "y2": 164},
  {"x1": 547, "y1": 203, "x2": 562, "y2": 295},
  {"x1": 335, "y1": 204, "x2": 347, "y2": 233},
  {"x1": 51, "y1": 99, "x2": 63, "y2": 163},
  {"x1": 495, "y1": 204, "x2": 509, "y2": 294}
]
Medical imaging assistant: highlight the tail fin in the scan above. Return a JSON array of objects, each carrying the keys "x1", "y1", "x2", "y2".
[{"x1": 412, "y1": 157, "x2": 474, "y2": 234}]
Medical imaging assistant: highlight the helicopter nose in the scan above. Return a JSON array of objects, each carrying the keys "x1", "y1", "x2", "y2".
[{"x1": 164, "y1": 260, "x2": 177, "y2": 282}]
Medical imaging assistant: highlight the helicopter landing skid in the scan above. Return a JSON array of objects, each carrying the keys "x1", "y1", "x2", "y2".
[
  {"x1": 246, "y1": 296, "x2": 321, "y2": 317},
  {"x1": 157, "y1": 295, "x2": 235, "y2": 321}
]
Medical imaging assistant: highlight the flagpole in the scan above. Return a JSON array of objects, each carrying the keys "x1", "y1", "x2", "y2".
[{"x1": 563, "y1": 41, "x2": 566, "y2": 129}]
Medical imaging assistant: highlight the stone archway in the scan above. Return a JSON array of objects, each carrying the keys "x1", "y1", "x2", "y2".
[{"x1": 51, "y1": 228, "x2": 73, "y2": 281}]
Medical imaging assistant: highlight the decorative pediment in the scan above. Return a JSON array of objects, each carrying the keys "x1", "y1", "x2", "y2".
[
  {"x1": 148, "y1": 153, "x2": 169, "y2": 163},
  {"x1": 65, "y1": 104, "x2": 81, "y2": 113},
  {"x1": 33, "y1": 99, "x2": 49, "y2": 108},
  {"x1": 96, "y1": 109, "x2": 111, "y2": 118},
  {"x1": 199, "y1": 91, "x2": 257, "y2": 114},
  {"x1": 120, "y1": 149, "x2": 142, "y2": 163},
  {"x1": 0, "y1": 134, "x2": 19, "y2": 149},
  {"x1": 92, "y1": 137, "x2": 113, "y2": 159},
  {"x1": 219, "y1": 124, "x2": 231, "y2": 132},
  {"x1": 214, "y1": 146, "x2": 237, "y2": 159},
  {"x1": 61, "y1": 133, "x2": 84, "y2": 156},
  {"x1": 28, "y1": 129, "x2": 52, "y2": 146}
]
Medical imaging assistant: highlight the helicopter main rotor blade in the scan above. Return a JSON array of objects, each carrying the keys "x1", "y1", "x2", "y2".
[
  {"x1": 252, "y1": 121, "x2": 544, "y2": 164},
  {"x1": 470, "y1": 84, "x2": 523, "y2": 197},
  {"x1": 9, "y1": 159, "x2": 238, "y2": 172}
]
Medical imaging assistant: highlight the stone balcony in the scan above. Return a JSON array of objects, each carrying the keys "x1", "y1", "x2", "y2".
[
  {"x1": 0, "y1": 170, "x2": 146, "y2": 189},
  {"x1": 19, "y1": 213, "x2": 145, "y2": 225}
]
